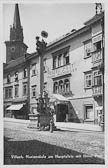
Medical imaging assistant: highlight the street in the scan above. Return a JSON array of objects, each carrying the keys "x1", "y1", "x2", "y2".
[{"x1": 4, "y1": 121, "x2": 105, "y2": 164}]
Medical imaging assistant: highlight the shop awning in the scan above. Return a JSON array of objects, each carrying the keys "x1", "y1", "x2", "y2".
[
  {"x1": 6, "y1": 104, "x2": 23, "y2": 111},
  {"x1": 50, "y1": 94, "x2": 70, "y2": 102}
]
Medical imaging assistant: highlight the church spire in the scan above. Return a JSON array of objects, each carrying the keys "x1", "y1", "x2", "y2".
[
  {"x1": 10, "y1": 3, "x2": 23, "y2": 42},
  {"x1": 13, "y1": 4, "x2": 21, "y2": 28}
]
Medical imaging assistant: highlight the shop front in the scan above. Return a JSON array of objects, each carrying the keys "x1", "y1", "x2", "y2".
[
  {"x1": 49, "y1": 94, "x2": 69, "y2": 122},
  {"x1": 6, "y1": 103, "x2": 29, "y2": 119}
]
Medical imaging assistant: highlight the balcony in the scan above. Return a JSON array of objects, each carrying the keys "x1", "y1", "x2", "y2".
[
  {"x1": 49, "y1": 64, "x2": 73, "y2": 78},
  {"x1": 92, "y1": 49, "x2": 102, "y2": 68},
  {"x1": 92, "y1": 86, "x2": 102, "y2": 97}
]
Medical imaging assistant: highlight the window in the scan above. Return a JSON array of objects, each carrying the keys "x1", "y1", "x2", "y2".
[
  {"x1": 23, "y1": 83, "x2": 27, "y2": 96},
  {"x1": 93, "y1": 41, "x2": 101, "y2": 51},
  {"x1": 53, "y1": 82, "x2": 58, "y2": 93},
  {"x1": 32, "y1": 64, "x2": 36, "y2": 76},
  {"x1": 7, "y1": 74, "x2": 11, "y2": 83},
  {"x1": 58, "y1": 54, "x2": 62, "y2": 67},
  {"x1": 53, "y1": 56, "x2": 57, "y2": 69},
  {"x1": 64, "y1": 51, "x2": 69, "y2": 64},
  {"x1": 59, "y1": 80, "x2": 64, "y2": 93},
  {"x1": 24, "y1": 68, "x2": 27, "y2": 78},
  {"x1": 64, "y1": 79, "x2": 70, "y2": 92},
  {"x1": 32, "y1": 85, "x2": 36, "y2": 98},
  {"x1": 85, "y1": 105, "x2": 94, "y2": 120},
  {"x1": 5, "y1": 87, "x2": 13, "y2": 99},
  {"x1": 84, "y1": 41, "x2": 92, "y2": 58},
  {"x1": 85, "y1": 73, "x2": 92, "y2": 88},
  {"x1": 52, "y1": 47, "x2": 70, "y2": 69},
  {"x1": 93, "y1": 70, "x2": 102, "y2": 86},
  {"x1": 15, "y1": 85, "x2": 19, "y2": 97},
  {"x1": 15, "y1": 71, "x2": 18, "y2": 82}
]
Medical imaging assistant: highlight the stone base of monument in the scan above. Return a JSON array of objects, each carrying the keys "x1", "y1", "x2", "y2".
[
  {"x1": 39, "y1": 113, "x2": 52, "y2": 130},
  {"x1": 27, "y1": 113, "x2": 39, "y2": 129},
  {"x1": 28, "y1": 113, "x2": 52, "y2": 130}
]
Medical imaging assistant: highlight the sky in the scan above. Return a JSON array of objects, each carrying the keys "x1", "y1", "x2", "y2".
[{"x1": 2, "y1": 2, "x2": 103, "y2": 62}]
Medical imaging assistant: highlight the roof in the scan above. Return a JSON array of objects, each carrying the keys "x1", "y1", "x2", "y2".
[
  {"x1": 4, "y1": 56, "x2": 26, "y2": 72},
  {"x1": 84, "y1": 12, "x2": 104, "y2": 26},
  {"x1": 26, "y1": 25, "x2": 90, "y2": 61},
  {"x1": 13, "y1": 4, "x2": 21, "y2": 29}
]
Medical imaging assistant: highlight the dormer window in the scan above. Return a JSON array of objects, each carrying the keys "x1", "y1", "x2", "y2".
[
  {"x1": 7, "y1": 74, "x2": 11, "y2": 83},
  {"x1": 15, "y1": 71, "x2": 18, "y2": 82}
]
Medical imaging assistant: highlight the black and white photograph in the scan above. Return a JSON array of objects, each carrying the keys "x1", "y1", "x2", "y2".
[{"x1": 1, "y1": 0, "x2": 107, "y2": 167}]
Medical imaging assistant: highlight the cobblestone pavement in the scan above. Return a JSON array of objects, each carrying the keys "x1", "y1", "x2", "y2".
[{"x1": 4, "y1": 121, "x2": 105, "y2": 164}]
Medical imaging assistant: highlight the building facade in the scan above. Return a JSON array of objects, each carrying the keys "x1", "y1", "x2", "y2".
[
  {"x1": 26, "y1": 11, "x2": 104, "y2": 125},
  {"x1": 3, "y1": 4, "x2": 104, "y2": 126},
  {"x1": 3, "y1": 4, "x2": 29, "y2": 119}
]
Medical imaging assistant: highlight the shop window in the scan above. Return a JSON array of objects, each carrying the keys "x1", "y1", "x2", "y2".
[
  {"x1": 84, "y1": 72, "x2": 92, "y2": 88},
  {"x1": 64, "y1": 79, "x2": 70, "y2": 92},
  {"x1": 7, "y1": 74, "x2": 11, "y2": 83},
  {"x1": 15, "y1": 71, "x2": 18, "y2": 82},
  {"x1": 15, "y1": 85, "x2": 19, "y2": 97},
  {"x1": 5, "y1": 87, "x2": 13, "y2": 99},
  {"x1": 23, "y1": 83, "x2": 27, "y2": 96},
  {"x1": 85, "y1": 105, "x2": 94, "y2": 120},
  {"x1": 23, "y1": 68, "x2": 27, "y2": 78},
  {"x1": 32, "y1": 85, "x2": 36, "y2": 98},
  {"x1": 93, "y1": 70, "x2": 102, "y2": 86}
]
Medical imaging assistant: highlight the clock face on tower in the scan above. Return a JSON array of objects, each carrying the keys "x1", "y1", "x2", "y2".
[{"x1": 10, "y1": 46, "x2": 16, "y2": 52}]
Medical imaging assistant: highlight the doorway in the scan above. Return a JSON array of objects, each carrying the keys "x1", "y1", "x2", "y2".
[{"x1": 56, "y1": 103, "x2": 68, "y2": 122}]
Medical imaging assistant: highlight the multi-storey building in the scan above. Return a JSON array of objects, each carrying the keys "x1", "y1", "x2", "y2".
[
  {"x1": 3, "y1": 4, "x2": 104, "y2": 127},
  {"x1": 26, "y1": 11, "x2": 104, "y2": 125},
  {"x1": 3, "y1": 4, "x2": 29, "y2": 119}
]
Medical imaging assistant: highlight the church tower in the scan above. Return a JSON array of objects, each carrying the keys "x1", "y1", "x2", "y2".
[{"x1": 5, "y1": 4, "x2": 28, "y2": 63}]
